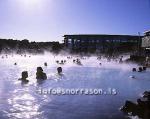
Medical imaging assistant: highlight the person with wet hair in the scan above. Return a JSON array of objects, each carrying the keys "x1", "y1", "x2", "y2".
[
  {"x1": 18, "y1": 71, "x2": 29, "y2": 83},
  {"x1": 36, "y1": 67, "x2": 47, "y2": 80},
  {"x1": 57, "y1": 67, "x2": 62, "y2": 74}
]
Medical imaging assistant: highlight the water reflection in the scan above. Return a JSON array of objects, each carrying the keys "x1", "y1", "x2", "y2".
[
  {"x1": 0, "y1": 54, "x2": 150, "y2": 119},
  {"x1": 6, "y1": 87, "x2": 43, "y2": 119}
]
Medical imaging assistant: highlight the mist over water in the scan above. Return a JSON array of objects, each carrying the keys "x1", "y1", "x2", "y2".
[{"x1": 0, "y1": 53, "x2": 150, "y2": 119}]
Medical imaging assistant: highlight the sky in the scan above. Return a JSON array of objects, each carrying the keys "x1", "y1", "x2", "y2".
[{"x1": 0, "y1": 0, "x2": 150, "y2": 42}]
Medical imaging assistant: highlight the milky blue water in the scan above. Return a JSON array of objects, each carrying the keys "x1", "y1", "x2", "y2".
[{"x1": 0, "y1": 54, "x2": 150, "y2": 119}]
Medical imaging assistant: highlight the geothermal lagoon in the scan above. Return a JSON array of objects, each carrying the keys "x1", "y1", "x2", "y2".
[{"x1": 0, "y1": 53, "x2": 150, "y2": 119}]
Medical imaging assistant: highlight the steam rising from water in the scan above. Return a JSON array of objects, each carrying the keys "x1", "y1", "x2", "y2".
[{"x1": 0, "y1": 53, "x2": 149, "y2": 119}]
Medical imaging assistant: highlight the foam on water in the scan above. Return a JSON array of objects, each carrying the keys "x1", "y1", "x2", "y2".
[{"x1": 0, "y1": 53, "x2": 150, "y2": 119}]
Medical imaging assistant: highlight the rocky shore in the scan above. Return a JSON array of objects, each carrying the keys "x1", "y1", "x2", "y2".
[{"x1": 121, "y1": 91, "x2": 150, "y2": 119}]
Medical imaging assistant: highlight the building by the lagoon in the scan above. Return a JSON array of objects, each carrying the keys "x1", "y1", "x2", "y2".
[
  {"x1": 142, "y1": 31, "x2": 150, "y2": 56},
  {"x1": 64, "y1": 34, "x2": 141, "y2": 54},
  {"x1": 142, "y1": 31, "x2": 150, "y2": 48}
]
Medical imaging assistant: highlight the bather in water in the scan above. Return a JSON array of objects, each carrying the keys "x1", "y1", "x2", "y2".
[
  {"x1": 36, "y1": 67, "x2": 47, "y2": 81},
  {"x1": 57, "y1": 67, "x2": 63, "y2": 75},
  {"x1": 18, "y1": 71, "x2": 29, "y2": 84},
  {"x1": 44, "y1": 62, "x2": 48, "y2": 66}
]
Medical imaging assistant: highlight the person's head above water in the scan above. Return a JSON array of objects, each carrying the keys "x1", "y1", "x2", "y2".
[
  {"x1": 19, "y1": 71, "x2": 29, "y2": 84},
  {"x1": 36, "y1": 67, "x2": 47, "y2": 80},
  {"x1": 37, "y1": 67, "x2": 43, "y2": 72},
  {"x1": 22, "y1": 71, "x2": 28, "y2": 79},
  {"x1": 44, "y1": 62, "x2": 47, "y2": 66},
  {"x1": 57, "y1": 67, "x2": 62, "y2": 74}
]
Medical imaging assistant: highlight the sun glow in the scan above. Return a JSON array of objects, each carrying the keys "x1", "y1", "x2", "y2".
[
  {"x1": 16, "y1": 0, "x2": 44, "y2": 11},
  {"x1": 21, "y1": 0, "x2": 42, "y2": 6}
]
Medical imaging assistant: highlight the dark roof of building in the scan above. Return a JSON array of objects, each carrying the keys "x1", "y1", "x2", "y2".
[{"x1": 63, "y1": 34, "x2": 142, "y2": 37}]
